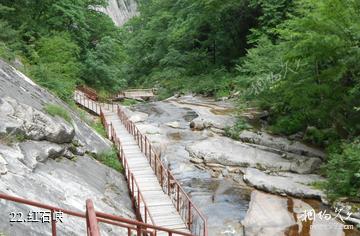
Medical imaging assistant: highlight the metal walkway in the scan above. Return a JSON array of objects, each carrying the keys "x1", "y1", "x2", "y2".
[{"x1": 74, "y1": 91, "x2": 207, "y2": 236}]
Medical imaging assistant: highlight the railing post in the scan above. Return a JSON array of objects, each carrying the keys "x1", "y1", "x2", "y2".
[
  {"x1": 204, "y1": 219, "x2": 208, "y2": 236},
  {"x1": 51, "y1": 209, "x2": 56, "y2": 236},
  {"x1": 167, "y1": 169, "x2": 171, "y2": 196},
  {"x1": 176, "y1": 185, "x2": 180, "y2": 211},
  {"x1": 137, "y1": 190, "x2": 140, "y2": 213},
  {"x1": 86, "y1": 199, "x2": 100, "y2": 236},
  {"x1": 145, "y1": 207, "x2": 147, "y2": 224},
  {"x1": 155, "y1": 156, "x2": 157, "y2": 176},
  {"x1": 145, "y1": 138, "x2": 147, "y2": 157},
  {"x1": 137, "y1": 130, "x2": 139, "y2": 145},
  {"x1": 160, "y1": 165, "x2": 163, "y2": 188},
  {"x1": 141, "y1": 136, "x2": 143, "y2": 152},
  {"x1": 149, "y1": 148, "x2": 152, "y2": 166},
  {"x1": 188, "y1": 201, "x2": 192, "y2": 229},
  {"x1": 136, "y1": 225, "x2": 141, "y2": 236}
]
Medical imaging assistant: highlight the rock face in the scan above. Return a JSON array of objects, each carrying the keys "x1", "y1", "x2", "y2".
[
  {"x1": 99, "y1": 0, "x2": 138, "y2": 26},
  {"x1": 0, "y1": 60, "x2": 134, "y2": 235},
  {"x1": 243, "y1": 168, "x2": 326, "y2": 201},
  {"x1": 19, "y1": 141, "x2": 65, "y2": 170},
  {"x1": 0, "y1": 144, "x2": 134, "y2": 236},
  {"x1": 0, "y1": 97, "x2": 75, "y2": 143},
  {"x1": 242, "y1": 191, "x2": 345, "y2": 236},
  {"x1": 186, "y1": 137, "x2": 322, "y2": 174},
  {"x1": 239, "y1": 130, "x2": 325, "y2": 159},
  {"x1": 167, "y1": 95, "x2": 236, "y2": 130},
  {"x1": 0, "y1": 60, "x2": 111, "y2": 154}
]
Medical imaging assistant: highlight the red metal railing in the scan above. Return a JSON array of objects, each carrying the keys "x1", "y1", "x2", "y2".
[
  {"x1": 77, "y1": 85, "x2": 98, "y2": 101},
  {"x1": 0, "y1": 193, "x2": 195, "y2": 236},
  {"x1": 116, "y1": 107, "x2": 208, "y2": 236},
  {"x1": 76, "y1": 90, "x2": 208, "y2": 236},
  {"x1": 75, "y1": 92, "x2": 116, "y2": 115},
  {"x1": 86, "y1": 199, "x2": 101, "y2": 236}
]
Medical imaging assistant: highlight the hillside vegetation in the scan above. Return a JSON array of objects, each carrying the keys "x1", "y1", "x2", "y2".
[
  {"x1": 0, "y1": 0, "x2": 126, "y2": 101},
  {"x1": 1, "y1": 0, "x2": 359, "y2": 200}
]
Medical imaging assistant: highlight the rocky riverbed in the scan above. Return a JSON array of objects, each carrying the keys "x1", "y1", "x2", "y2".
[{"x1": 125, "y1": 94, "x2": 360, "y2": 236}]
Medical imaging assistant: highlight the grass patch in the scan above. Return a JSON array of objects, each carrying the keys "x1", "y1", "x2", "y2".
[
  {"x1": 120, "y1": 98, "x2": 140, "y2": 106},
  {"x1": 90, "y1": 119, "x2": 107, "y2": 138},
  {"x1": 94, "y1": 148, "x2": 123, "y2": 172},
  {"x1": 310, "y1": 181, "x2": 326, "y2": 190},
  {"x1": 44, "y1": 104, "x2": 72, "y2": 123},
  {"x1": 0, "y1": 133, "x2": 26, "y2": 146},
  {"x1": 75, "y1": 106, "x2": 107, "y2": 138}
]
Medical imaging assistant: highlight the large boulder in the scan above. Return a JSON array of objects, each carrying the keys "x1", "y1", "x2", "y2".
[
  {"x1": 243, "y1": 168, "x2": 326, "y2": 201},
  {"x1": 242, "y1": 191, "x2": 345, "y2": 236},
  {"x1": 0, "y1": 97, "x2": 75, "y2": 143},
  {"x1": 19, "y1": 141, "x2": 65, "y2": 170},
  {"x1": 190, "y1": 117, "x2": 212, "y2": 130},
  {"x1": 186, "y1": 137, "x2": 322, "y2": 174},
  {"x1": 238, "y1": 130, "x2": 325, "y2": 159}
]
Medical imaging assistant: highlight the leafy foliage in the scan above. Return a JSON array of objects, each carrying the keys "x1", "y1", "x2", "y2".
[
  {"x1": 30, "y1": 33, "x2": 81, "y2": 101},
  {"x1": 238, "y1": 0, "x2": 360, "y2": 144},
  {"x1": 0, "y1": 0, "x2": 125, "y2": 98},
  {"x1": 120, "y1": 0, "x2": 259, "y2": 95},
  {"x1": 83, "y1": 36, "x2": 126, "y2": 92},
  {"x1": 325, "y1": 140, "x2": 360, "y2": 200}
]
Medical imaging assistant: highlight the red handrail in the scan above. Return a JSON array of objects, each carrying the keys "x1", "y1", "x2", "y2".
[
  {"x1": 0, "y1": 193, "x2": 194, "y2": 236},
  {"x1": 75, "y1": 91, "x2": 208, "y2": 236},
  {"x1": 86, "y1": 199, "x2": 100, "y2": 236},
  {"x1": 77, "y1": 85, "x2": 98, "y2": 101},
  {"x1": 116, "y1": 106, "x2": 208, "y2": 236}
]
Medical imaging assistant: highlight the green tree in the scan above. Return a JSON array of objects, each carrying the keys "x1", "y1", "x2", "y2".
[
  {"x1": 238, "y1": 0, "x2": 360, "y2": 143},
  {"x1": 325, "y1": 140, "x2": 360, "y2": 200},
  {"x1": 83, "y1": 36, "x2": 126, "y2": 92},
  {"x1": 30, "y1": 33, "x2": 81, "y2": 101}
]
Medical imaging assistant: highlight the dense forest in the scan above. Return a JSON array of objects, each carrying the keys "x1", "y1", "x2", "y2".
[{"x1": 1, "y1": 0, "x2": 359, "y2": 200}]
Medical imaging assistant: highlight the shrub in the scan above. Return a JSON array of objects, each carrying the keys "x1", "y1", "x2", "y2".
[
  {"x1": 324, "y1": 140, "x2": 360, "y2": 200},
  {"x1": 121, "y1": 99, "x2": 139, "y2": 106},
  {"x1": 224, "y1": 118, "x2": 252, "y2": 140},
  {"x1": 0, "y1": 133, "x2": 26, "y2": 146},
  {"x1": 44, "y1": 104, "x2": 71, "y2": 123},
  {"x1": 90, "y1": 119, "x2": 107, "y2": 138},
  {"x1": 94, "y1": 149, "x2": 123, "y2": 172}
]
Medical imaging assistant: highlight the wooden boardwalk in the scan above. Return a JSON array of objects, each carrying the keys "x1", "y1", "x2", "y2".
[
  {"x1": 115, "y1": 89, "x2": 155, "y2": 101},
  {"x1": 74, "y1": 91, "x2": 195, "y2": 236}
]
